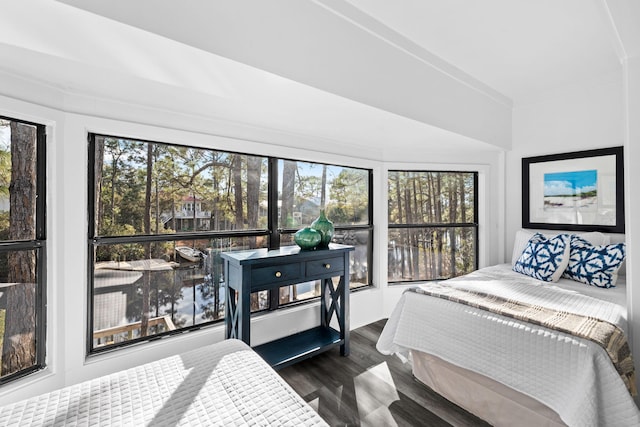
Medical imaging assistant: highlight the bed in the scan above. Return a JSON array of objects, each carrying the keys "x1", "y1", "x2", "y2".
[
  {"x1": 377, "y1": 231, "x2": 640, "y2": 427},
  {"x1": 0, "y1": 339, "x2": 327, "y2": 426}
]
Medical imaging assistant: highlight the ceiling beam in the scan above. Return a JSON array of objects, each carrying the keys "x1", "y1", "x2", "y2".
[{"x1": 57, "y1": 0, "x2": 512, "y2": 149}]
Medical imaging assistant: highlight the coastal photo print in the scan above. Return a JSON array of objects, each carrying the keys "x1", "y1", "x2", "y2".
[{"x1": 522, "y1": 147, "x2": 624, "y2": 233}]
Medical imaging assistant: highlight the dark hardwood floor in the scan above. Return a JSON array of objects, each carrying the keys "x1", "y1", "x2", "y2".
[{"x1": 278, "y1": 320, "x2": 491, "y2": 427}]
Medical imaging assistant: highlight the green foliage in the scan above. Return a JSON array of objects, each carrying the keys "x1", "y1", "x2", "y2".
[
  {"x1": 96, "y1": 246, "x2": 139, "y2": 263},
  {"x1": 296, "y1": 175, "x2": 323, "y2": 200},
  {"x1": 0, "y1": 211, "x2": 9, "y2": 240},
  {"x1": 95, "y1": 237, "x2": 175, "y2": 263},
  {"x1": 0, "y1": 145, "x2": 10, "y2": 198},
  {"x1": 96, "y1": 138, "x2": 269, "y2": 238},
  {"x1": 328, "y1": 169, "x2": 369, "y2": 224},
  {"x1": 0, "y1": 122, "x2": 11, "y2": 254},
  {"x1": 0, "y1": 212, "x2": 9, "y2": 278}
]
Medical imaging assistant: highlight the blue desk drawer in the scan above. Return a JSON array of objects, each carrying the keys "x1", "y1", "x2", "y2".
[
  {"x1": 306, "y1": 256, "x2": 344, "y2": 277},
  {"x1": 251, "y1": 263, "x2": 301, "y2": 288}
]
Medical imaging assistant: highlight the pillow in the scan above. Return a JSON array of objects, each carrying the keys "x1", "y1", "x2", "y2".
[
  {"x1": 513, "y1": 233, "x2": 571, "y2": 282},
  {"x1": 511, "y1": 229, "x2": 609, "y2": 266},
  {"x1": 562, "y1": 236, "x2": 626, "y2": 288}
]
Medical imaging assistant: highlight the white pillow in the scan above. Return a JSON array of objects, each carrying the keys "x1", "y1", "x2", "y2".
[{"x1": 511, "y1": 229, "x2": 609, "y2": 267}]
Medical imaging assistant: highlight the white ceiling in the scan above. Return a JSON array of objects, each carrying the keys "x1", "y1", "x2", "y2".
[
  {"x1": 2, "y1": 1, "x2": 632, "y2": 156},
  {"x1": 54, "y1": 0, "x2": 624, "y2": 103},
  {"x1": 346, "y1": 0, "x2": 622, "y2": 101}
]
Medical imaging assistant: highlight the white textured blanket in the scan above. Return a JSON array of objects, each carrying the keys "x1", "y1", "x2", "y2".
[
  {"x1": 377, "y1": 264, "x2": 640, "y2": 427},
  {"x1": 0, "y1": 339, "x2": 327, "y2": 427}
]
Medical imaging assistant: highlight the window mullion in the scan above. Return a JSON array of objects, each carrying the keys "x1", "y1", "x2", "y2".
[{"x1": 268, "y1": 157, "x2": 279, "y2": 250}]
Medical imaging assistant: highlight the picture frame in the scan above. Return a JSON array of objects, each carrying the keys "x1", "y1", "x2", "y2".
[{"x1": 522, "y1": 146, "x2": 624, "y2": 233}]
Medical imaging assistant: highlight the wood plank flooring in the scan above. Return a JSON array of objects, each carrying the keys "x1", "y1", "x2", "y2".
[{"x1": 278, "y1": 320, "x2": 491, "y2": 427}]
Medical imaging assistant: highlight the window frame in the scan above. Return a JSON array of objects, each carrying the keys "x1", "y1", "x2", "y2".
[
  {"x1": 87, "y1": 133, "x2": 373, "y2": 354},
  {"x1": 387, "y1": 169, "x2": 478, "y2": 284},
  {"x1": 0, "y1": 115, "x2": 47, "y2": 385},
  {"x1": 270, "y1": 157, "x2": 374, "y2": 292}
]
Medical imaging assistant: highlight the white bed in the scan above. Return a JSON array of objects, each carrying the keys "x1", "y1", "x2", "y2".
[
  {"x1": 0, "y1": 339, "x2": 327, "y2": 426},
  {"x1": 377, "y1": 263, "x2": 640, "y2": 427}
]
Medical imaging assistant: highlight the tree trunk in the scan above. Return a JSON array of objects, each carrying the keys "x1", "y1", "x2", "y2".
[
  {"x1": 171, "y1": 200, "x2": 176, "y2": 231},
  {"x1": 154, "y1": 148, "x2": 159, "y2": 234},
  {"x1": 320, "y1": 165, "x2": 327, "y2": 209},
  {"x1": 435, "y1": 174, "x2": 443, "y2": 278},
  {"x1": 449, "y1": 176, "x2": 457, "y2": 277},
  {"x1": 246, "y1": 157, "x2": 261, "y2": 248},
  {"x1": 394, "y1": 173, "x2": 404, "y2": 279},
  {"x1": 281, "y1": 161, "x2": 296, "y2": 228},
  {"x1": 141, "y1": 143, "x2": 153, "y2": 337},
  {"x1": 232, "y1": 155, "x2": 243, "y2": 230},
  {"x1": 418, "y1": 178, "x2": 429, "y2": 279},
  {"x1": 409, "y1": 176, "x2": 419, "y2": 279},
  {"x1": 431, "y1": 172, "x2": 442, "y2": 279},
  {"x1": 94, "y1": 138, "x2": 104, "y2": 236},
  {"x1": 427, "y1": 173, "x2": 436, "y2": 277},
  {"x1": 109, "y1": 148, "x2": 119, "y2": 226},
  {"x1": 459, "y1": 175, "x2": 469, "y2": 272},
  {"x1": 403, "y1": 187, "x2": 413, "y2": 279},
  {"x1": 2, "y1": 122, "x2": 37, "y2": 377},
  {"x1": 213, "y1": 173, "x2": 220, "y2": 232}
]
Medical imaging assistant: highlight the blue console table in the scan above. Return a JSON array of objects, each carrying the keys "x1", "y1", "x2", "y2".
[{"x1": 221, "y1": 244, "x2": 354, "y2": 369}]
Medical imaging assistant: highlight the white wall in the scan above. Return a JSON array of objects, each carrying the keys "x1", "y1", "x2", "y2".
[
  {"x1": 0, "y1": 71, "x2": 504, "y2": 404},
  {"x1": 0, "y1": 92, "x2": 68, "y2": 400},
  {"x1": 380, "y1": 157, "x2": 504, "y2": 316},
  {"x1": 0, "y1": 73, "x2": 375, "y2": 403},
  {"x1": 506, "y1": 71, "x2": 625, "y2": 257},
  {"x1": 623, "y1": 54, "x2": 640, "y2": 404},
  {"x1": 505, "y1": 69, "x2": 640, "y2": 395}
]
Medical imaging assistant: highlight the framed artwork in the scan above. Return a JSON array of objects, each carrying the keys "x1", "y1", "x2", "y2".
[{"x1": 522, "y1": 146, "x2": 624, "y2": 233}]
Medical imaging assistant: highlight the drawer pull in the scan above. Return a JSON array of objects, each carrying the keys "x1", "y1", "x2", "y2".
[
  {"x1": 275, "y1": 271, "x2": 282, "y2": 278},
  {"x1": 324, "y1": 263, "x2": 331, "y2": 269}
]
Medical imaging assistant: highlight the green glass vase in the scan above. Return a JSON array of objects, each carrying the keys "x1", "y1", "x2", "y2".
[
  {"x1": 294, "y1": 227, "x2": 322, "y2": 250},
  {"x1": 310, "y1": 209, "x2": 334, "y2": 248}
]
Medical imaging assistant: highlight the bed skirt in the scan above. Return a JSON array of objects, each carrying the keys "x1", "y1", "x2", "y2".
[{"x1": 411, "y1": 350, "x2": 567, "y2": 427}]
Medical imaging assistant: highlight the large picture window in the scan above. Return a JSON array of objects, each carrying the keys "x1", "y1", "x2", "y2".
[
  {"x1": 0, "y1": 117, "x2": 46, "y2": 385},
  {"x1": 388, "y1": 170, "x2": 477, "y2": 283},
  {"x1": 88, "y1": 134, "x2": 372, "y2": 353}
]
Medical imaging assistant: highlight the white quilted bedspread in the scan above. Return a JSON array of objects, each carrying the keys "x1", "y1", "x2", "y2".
[
  {"x1": 0, "y1": 339, "x2": 327, "y2": 427},
  {"x1": 377, "y1": 264, "x2": 640, "y2": 427}
]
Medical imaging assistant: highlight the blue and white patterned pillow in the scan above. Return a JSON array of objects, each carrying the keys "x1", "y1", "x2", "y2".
[
  {"x1": 513, "y1": 233, "x2": 570, "y2": 282},
  {"x1": 562, "y1": 236, "x2": 625, "y2": 288}
]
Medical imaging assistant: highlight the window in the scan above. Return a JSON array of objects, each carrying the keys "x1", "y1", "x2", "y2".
[
  {"x1": 0, "y1": 117, "x2": 46, "y2": 385},
  {"x1": 275, "y1": 159, "x2": 372, "y2": 305},
  {"x1": 88, "y1": 135, "x2": 372, "y2": 353},
  {"x1": 388, "y1": 171, "x2": 477, "y2": 283}
]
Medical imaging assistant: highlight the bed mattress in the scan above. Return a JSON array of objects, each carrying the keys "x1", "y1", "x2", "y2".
[
  {"x1": 377, "y1": 264, "x2": 640, "y2": 427},
  {"x1": 0, "y1": 339, "x2": 327, "y2": 426}
]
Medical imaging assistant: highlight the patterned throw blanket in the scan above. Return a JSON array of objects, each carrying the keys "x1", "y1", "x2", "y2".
[{"x1": 409, "y1": 282, "x2": 637, "y2": 396}]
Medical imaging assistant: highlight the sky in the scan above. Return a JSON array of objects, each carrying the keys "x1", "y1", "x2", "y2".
[
  {"x1": 544, "y1": 169, "x2": 597, "y2": 196},
  {"x1": 0, "y1": 123, "x2": 9, "y2": 150}
]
